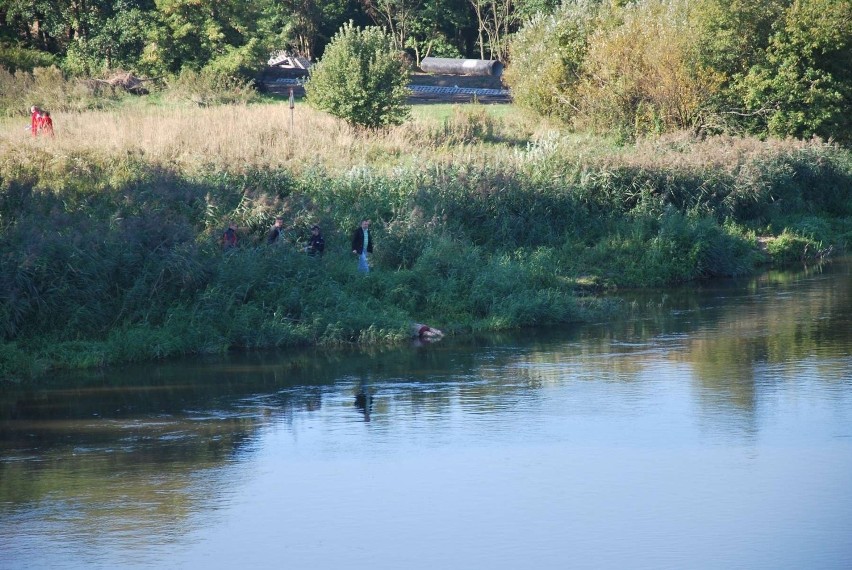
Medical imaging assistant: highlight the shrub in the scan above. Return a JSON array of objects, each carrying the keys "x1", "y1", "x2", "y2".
[
  {"x1": 503, "y1": 2, "x2": 601, "y2": 122},
  {"x1": 0, "y1": 65, "x2": 122, "y2": 116},
  {"x1": 741, "y1": 0, "x2": 852, "y2": 144},
  {"x1": 575, "y1": 0, "x2": 723, "y2": 138},
  {"x1": 305, "y1": 22, "x2": 410, "y2": 129},
  {"x1": 203, "y1": 39, "x2": 268, "y2": 80},
  {"x1": 165, "y1": 69, "x2": 258, "y2": 106},
  {"x1": 0, "y1": 44, "x2": 55, "y2": 73},
  {"x1": 765, "y1": 230, "x2": 817, "y2": 262}
]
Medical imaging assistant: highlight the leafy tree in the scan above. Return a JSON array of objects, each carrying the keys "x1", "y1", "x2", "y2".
[
  {"x1": 688, "y1": 0, "x2": 790, "y2": 133},
  {"x1": 360, "y1": 0, "x2": 423, "y2": 51},
  {"x1": 513, "y1": 0, "x2": 559, "y2": 21},
  {"x1": 360, "y1": 0, "x2": 472, "y2": 64},
  {"x1": 503, "y1": 0, "x2": 602, "y2": 121},
  {"x1": 0, "y1": 0, "x2": 119, "y2": 54},
  {"x1": 305, "y1": 21, "x2": 410, "y2": 128},
  {"x1": 469, "y1": 0, "x2": 512, "y2": 60},
  {"x1": 271, "y1": 0, "x2": 352, "y2": 59},
  {"x1": 64, "y1": 4, "x2": 154, "y2": 75},
  {"x1": 468, "y1": 0, "x2": 554, "y2": 61},
  {"x1": 694, "y1": 0, "x2": 788, "y2": 80},
  {"x1": 741, "y1": 0, "x2": 852, "y2": 143},
  {"x1": 575, "y1": 0, "x2": 724, "y2": 136},
  {"x1": 404, "y1": 1, "x2": 466, "y2": 64},
  {"x1": 144, "y1": 0, "x2": 270, "y2": 76}
]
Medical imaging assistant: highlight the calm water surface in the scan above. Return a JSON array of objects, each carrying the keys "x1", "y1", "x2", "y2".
[{"x1": 2, "y1": 259, "x2": 852, "y2": 570}]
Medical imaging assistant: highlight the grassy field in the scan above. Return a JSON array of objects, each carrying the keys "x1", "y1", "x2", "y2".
[
  {"x1": 2, "y1": 98, "x2": 544, "y2": 173},
  {"x1": 2, "y1": 96, "x2": 851, "y2": 381}
]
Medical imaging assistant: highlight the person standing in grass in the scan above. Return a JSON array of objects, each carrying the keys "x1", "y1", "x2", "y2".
[
  {"x1": 351, "y1": 219, "x2": 373, "y2": 273},
  {"x1": 39, "y1": 110, "x2": 54, "y2": 136},
  {"x1": 306, "y1": 224, "x2": 325, "y2": 256},
  {"x1": 30, "y1": 106, "x2": 41, "y2": 136},
  {"x1": 267, "y1": 217, "x2": 284, "y2": 244},
  {"x1": 222, "y1": 221, "x2": 238, "y2": 250}
]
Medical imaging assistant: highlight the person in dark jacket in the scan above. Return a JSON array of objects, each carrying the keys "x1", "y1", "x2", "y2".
[
  {"x1": 351, "y1": 219, "x2": 372, "y2": 272},
  {"x1": 267, "y1": 217, "x2": 284, "y2": 244},
  {"x1": 306, "y1": 224, "x2": 325, "y2": 256}
]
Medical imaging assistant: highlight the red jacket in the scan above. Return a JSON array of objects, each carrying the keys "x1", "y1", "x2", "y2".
[
  {"x1": 39, "y1": 115, "x2": 54, "y2": 136},
  {"x1": 30, "y1": 109, "x2": 40, "y2": 136}
]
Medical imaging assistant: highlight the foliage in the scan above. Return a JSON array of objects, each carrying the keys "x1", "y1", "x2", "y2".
[
  {"x1": 61, "y1": 5, "x2": 153, "y2": 76},
  {"x1": 305, "y1": 22, "x2": 410, "y2": 128},
  {"x1": 0, "y1": 0, "x2": 526, "y2": 81},
  {"x1": 1, "y1": 0, "x2": 849, "y2": 149},
  {"x1": 0, "y1": 65, "x2": 122, "y2": 116},
  {"x1": 0, "y1": 43, "x2": 55, "y2": 72},
  {"x1": 741, "y1": 0, "x2": 852, "y2": 144},
  {"x1": 144, "y1": 0, "x2": 270, "y2": 76},
  {"x1": 576, "y1": 0, "x2": 725, "y2": 138},
  {"x1": 506, "y1": 0, "x2": 852, "y2": 144},
  {"x1": 165, "y1": 69, "x2": 258, "y2": 106},
  {"x1": 503, "y1": 1, "x2": 601, "y2": 122},
  {"x1": 273, "y1": 0, "x2": 353, "y2": 59}
]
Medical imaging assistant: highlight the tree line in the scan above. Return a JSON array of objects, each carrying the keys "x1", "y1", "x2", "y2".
[
  {"x1": 0, "y1": 0, "x2": 556, "y2": 76},
  {"x1": 505, "y1": 0, "x2": 851, "y2": 144}
]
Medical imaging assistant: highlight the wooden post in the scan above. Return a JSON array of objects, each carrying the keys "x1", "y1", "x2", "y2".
[{"x1": 289, "y1": 88, "x2": 295, "y2": 132}]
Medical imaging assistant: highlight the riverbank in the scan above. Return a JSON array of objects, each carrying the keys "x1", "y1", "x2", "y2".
[{"x1": 1, "y1": 102, "x2": 851, "y2": 381}]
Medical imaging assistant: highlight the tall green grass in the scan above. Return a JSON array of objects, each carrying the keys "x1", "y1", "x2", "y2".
[{"x1": 1, "y1": 101, "x2": 851, "y2": 381}]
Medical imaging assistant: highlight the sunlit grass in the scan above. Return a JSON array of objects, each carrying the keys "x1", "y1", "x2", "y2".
[{"x1": 0, "y1": 98, "x2": 556, "y2": 175}]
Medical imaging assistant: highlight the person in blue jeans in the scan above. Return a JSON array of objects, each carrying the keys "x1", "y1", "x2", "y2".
[{"x1": 351, "y1": 219, "x2": 373, "y2": 273}]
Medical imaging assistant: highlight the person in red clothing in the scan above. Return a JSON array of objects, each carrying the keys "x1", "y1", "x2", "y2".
[
  {"x1": 38, "y1": 110, "x2": 54, "y2": 136},
  {"x1": 30, "y1": 106, "x2": 41, "y2": 136},
  {"x1": 412, "y1": 323, "x2": 444, "y2": 340},
  {"x1": 221, "y1": 221, "x2": 238, "y2": 250}
]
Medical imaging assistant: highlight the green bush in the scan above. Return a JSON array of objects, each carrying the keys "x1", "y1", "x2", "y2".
[
  {"x1": 0, "y1": 44, "x2": 55, "y2": 73},
  {"x1": 2, "y1": 129, "x2": 851, "y2": 380},
  {"x1": 741, "y1": 0, "x2": 852, "y2": 144},
  {"x1": 765, "y1": 230, "x2": 817, "y2": 263},
  {"x1": 503, "y1": 2, "x2": 600, "y2": 122},
  {"x1": 203, "y1": 39, "x2": 268, "y2": 80},
  {"x1": 305, "y1": 22, "x2": 410, "y2": 129}
]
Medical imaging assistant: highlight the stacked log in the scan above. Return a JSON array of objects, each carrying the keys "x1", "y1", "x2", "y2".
[{"x1": 419, "y1": 57, "x2": 503, "y2": 77}]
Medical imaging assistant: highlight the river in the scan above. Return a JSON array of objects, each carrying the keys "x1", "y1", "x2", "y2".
[{"x1": 1, "y1": 258, "x2": 851, "y2": 569}]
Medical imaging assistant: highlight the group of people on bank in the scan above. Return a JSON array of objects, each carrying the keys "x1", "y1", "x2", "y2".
[
  {"x1": 264, "y1": 217, "x2": 327, "y2": 258},
  {"x1": 29, "y1": 106, "x2": 54, "y2": 137},
  {"x1": 222, "y1": 217, "x2": 443, "y2": 341},
  {"x1": 222, "y1": 217, "x2": 371, "y2": 272}
]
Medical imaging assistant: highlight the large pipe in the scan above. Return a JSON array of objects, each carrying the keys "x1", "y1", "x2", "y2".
[{"x1": 419, "y1": 57, "x2": 504, "y2": 77}]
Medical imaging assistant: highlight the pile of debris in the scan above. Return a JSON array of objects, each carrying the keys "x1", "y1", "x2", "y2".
[{"x1": 86, "y1": 71, "x2": 150, "y2": 95}]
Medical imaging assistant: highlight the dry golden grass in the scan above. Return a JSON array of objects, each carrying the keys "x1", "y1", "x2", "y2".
[
  {"x1": 2, "y1": 98, "x2": 824, "y2": 182},
  {"x1": 1, "y1": 102, "x2": 430, "y2": 173},
  {"x1": 1, "y1": 101, "x2": 548, "y2": 175}
]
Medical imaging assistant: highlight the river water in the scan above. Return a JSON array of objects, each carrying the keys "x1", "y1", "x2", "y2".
[{"x1": 1, "y1": 258, "x2": 851, "y2": 570}]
